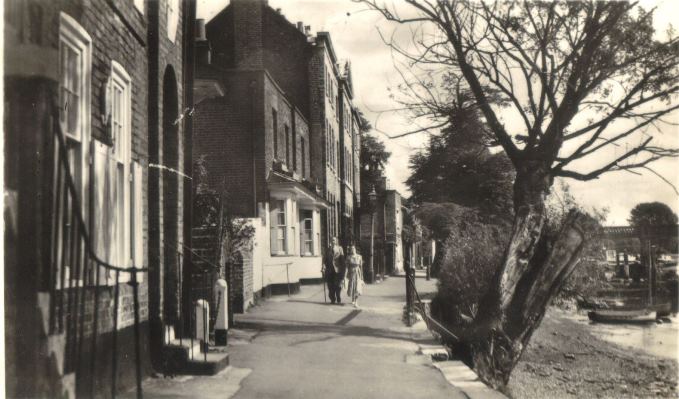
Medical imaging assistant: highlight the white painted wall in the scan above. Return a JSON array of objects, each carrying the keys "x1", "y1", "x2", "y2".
[{"x1": 247, "y1": 200, "x2": 323, "y2": 293}]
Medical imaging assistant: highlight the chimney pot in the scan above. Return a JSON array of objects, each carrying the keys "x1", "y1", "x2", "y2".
[{"x1": 297, "y1": 21, "x2": 304, "y2": 32}]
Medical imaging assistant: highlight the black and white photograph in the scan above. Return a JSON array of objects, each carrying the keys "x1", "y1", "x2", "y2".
[{"x1": 2, "y1": 0, "x2": 679, "y2": 397}]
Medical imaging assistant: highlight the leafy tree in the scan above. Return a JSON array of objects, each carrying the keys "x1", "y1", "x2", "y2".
[
  {"x1": 629, "y1": 202, "x2": 678, "y2": 253},
  {"x1": 362, "y1": 0, "x2": 679, "y2": 389},
  {"x1": 629, "y1": 202, "x2": 678, "y2": 228},
  {"x1": 359, "y1": 132, "x2": 391, "y2": 206},
  {"x1": 407, "y1": 91, "x2": 514, "y2": 219}
]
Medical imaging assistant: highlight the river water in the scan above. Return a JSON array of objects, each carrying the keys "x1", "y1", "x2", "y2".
[{"x1": 567, "y1": 313, "x2": 679, "y2": 359}]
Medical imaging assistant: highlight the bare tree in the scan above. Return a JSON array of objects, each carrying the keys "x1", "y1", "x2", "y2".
[{"x1": 361, "y1": 0, "x2": 679, "y2": 389}]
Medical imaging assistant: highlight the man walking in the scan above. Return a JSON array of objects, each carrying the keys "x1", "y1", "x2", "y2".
[{"x1": 322, "y1": 237, "x2": 345, "y2": 304}]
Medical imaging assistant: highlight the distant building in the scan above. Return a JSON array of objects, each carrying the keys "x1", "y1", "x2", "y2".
[{"x1": 359, "y1": 178, "x2": 405, "y2": 280}]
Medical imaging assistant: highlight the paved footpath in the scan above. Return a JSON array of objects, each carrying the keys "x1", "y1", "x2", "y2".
[{"x1": 137, "y1": 276, "x2": 469, "y2": 399}]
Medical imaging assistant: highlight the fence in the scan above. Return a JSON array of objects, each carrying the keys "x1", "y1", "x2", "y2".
[
  {"x1": 405, "y1": 270, "x2": 459, "y2": 343},
  {"x1": 50, "y1": 107, "x2": 146, "y2": 398}
]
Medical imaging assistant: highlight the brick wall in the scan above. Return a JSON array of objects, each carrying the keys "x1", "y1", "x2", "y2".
[
  {"x1": 4, "y1": 1, "x2": 153, "y2": 395},
  {"x1": 232, "y1": 248, "x2": 254, "y2": 313},
  {"x1": 4, "y1": 0, "x2": 193, "y2": 395},
  {"x1": 193, "y1": 90, "x2": 256, "y2": 216},
  {"x1": 207, "y1": 0, "x2": 311, "y2": 118},
  {"x1": 307, "y1": 46, "x2": 327, "y2": 189},
  {"x1": 262, "y1": 7, "x2": 311, "y2": 117},
  {"x1": 4, "y1": 0, "x2": 152, "y2": 323},
  {"x1": 147, "y1": 0, "x2": 188, "y2": 331}
]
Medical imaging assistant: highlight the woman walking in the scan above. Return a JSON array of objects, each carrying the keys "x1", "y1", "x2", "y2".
[{"x1": 345, "y1": 245, "x2": 364, "y2": 308}]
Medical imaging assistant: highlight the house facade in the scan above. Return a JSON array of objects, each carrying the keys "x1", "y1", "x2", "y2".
[
  {"x1": 359, "y1": 178, "x2": 406, "y2": 280},
  {"x1": 192, "y1": 0, "x2": 362, "y2": 308},
  {"x1": 4, "y1": 0, "x2": 200, "y2": 396}
]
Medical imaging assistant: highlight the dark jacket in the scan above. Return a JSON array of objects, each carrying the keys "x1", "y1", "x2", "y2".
[{"x1": 324, "y1": 245, "x2": 345, "y2": 279}]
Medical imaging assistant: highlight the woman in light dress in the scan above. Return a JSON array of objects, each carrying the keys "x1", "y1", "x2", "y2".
[{"x1": 345, "y1": 245, "x2": 364, "y2": 308}]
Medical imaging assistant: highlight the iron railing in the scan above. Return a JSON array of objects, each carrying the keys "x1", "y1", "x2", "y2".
[
  {"x1": 165, "y1": 242, "x2": 221, "y2": 363},
  {"x1": 405, "y1": 271, "x2": 459, "y2": 343},
  {"x1": 50, "y1": 106, "x2": 146, "y2": 398}
]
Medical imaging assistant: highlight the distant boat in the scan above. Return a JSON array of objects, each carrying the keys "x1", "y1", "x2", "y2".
[{"x1": 588, "y1": 308, "x2": 657, "y2": 323}]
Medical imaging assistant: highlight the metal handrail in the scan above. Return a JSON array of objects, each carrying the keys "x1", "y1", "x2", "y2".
[
  {"x1": 405, "y1": 272, "x2": 459, "y2": 342},
  {"x1": 53, "y1": 109, "x2": 146, "y2": 275},
  {"x1": 164, "y1": 239, "x2": 221, "y2": 271},
  {"x1": 50, "y1": 104, "x2": 145, "y2": 399}
]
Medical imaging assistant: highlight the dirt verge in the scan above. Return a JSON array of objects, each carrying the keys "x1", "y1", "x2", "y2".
[{"x1": 508, "y1": 308, "x2": 678, "y2": 398}]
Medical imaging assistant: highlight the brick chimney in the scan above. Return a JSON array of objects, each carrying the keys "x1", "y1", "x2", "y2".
[
  {"x1": 195, "y1": 19, "x2": 211, "y2": 66},
  {"x1": 231, "y1": 0, "x2": 266, "y2": 69}
]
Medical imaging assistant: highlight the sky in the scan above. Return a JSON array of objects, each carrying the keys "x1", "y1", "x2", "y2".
[{"x1": 196, "y1": 0, "x2": 679, "y2": 226}]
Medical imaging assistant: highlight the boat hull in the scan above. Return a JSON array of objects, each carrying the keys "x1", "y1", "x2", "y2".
[{"x1": 588, "y1": 309, "x2": 657, "y2": 323}]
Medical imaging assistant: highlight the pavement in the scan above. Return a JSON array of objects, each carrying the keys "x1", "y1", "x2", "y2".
[{"x1": 135, "y1": 275, "x2": 505, "y2": 399}]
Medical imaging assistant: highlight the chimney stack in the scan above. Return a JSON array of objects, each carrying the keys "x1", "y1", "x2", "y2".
[
  {"x1": 195, "y1": 19, "x2": 211, "y2": 66},
  {"x1": 297, "y1": 21, "x2": 304, "y2": 33},
  {"x1": 195, "y1": 19, "x2": 206, "y2": 40}
]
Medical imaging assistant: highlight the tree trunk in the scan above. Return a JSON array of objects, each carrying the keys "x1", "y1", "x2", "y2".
[{"x1": 468, "y1": 164, "x2": 592, "y2": 390}]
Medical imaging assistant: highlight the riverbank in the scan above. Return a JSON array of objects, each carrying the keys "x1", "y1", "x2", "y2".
[{"x1": 508, "y1": 308, "x2": 678, "y2": 398}]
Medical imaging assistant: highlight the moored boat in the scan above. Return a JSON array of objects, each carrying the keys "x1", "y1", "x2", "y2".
[{"x1": 588, "y1": 308, "x2": 657, "y2": 323}]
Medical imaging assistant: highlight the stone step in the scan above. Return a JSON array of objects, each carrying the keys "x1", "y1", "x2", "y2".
[
  {"x1": 165, "y1": 338, "x2": 203, "y2": 361},
  {"x1": 418, "y1": 343, "x2": 449, "y2": 361},
  {"x1": 163, "y1": 338, "x2": 229, "y2": 376},
  {"x1": 179, "y1": 351, "x2": 230, "y2": 376}
]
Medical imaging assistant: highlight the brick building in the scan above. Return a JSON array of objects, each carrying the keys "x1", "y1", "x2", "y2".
[
  {"x1": 359, "y1": 178, "x2": 406, "y2": 280},
  {"x1": 3, "y1": 0, "x2": 200, "y2": 396},
  {"x1": 192, "y1": 0, "x2": 362, "y2": 306}
]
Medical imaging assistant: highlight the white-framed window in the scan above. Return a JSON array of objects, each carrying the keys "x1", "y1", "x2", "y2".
[
  {"x1": 110, "y1": 61, "x2": 133, "y2": 270},
  {"x1": 92, "y1": 61, "x2": 143, "y2": 283},
  {"x1": 270, "y1": 199, "x2": 288, "y2": 255},
  {"x1": 59, "y1": 12, "x2": 92, "y2": 204},
  {"x1": 301, "y1": 210, "x2": 314, "y2": 256},
  {"x1": 166, "y1": 0, "x2": 179, "y2": 43}
]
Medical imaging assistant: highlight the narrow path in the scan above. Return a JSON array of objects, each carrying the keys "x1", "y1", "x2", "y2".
[
  {"x1": 136, "y1": 276, "x2": 464, "y2": 399},
  {"x1": 227, "y1": 276, "x2": 461, "y2": 399}
]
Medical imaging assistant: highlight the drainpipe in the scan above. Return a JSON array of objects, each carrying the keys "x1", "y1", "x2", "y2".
[{"x1": 250, "y1": 78, "x2": 257, "y2": 215}]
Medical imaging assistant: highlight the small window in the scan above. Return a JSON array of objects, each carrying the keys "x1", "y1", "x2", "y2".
[
  {"x1": 272, "y1": 109, "x2": 278, "y2": 159},
  {"x1": 292, "y1": 126, "x2": 297, "y2": 172},
  {"x1": 284, "y1": 124, "x2": 290, "y2": 166},
  {"x1": 301, "y1": 210, "x2": 314, "y2": 255},
  {"x1": 270, "y1": 200, "x2": 287, "y2": 255},
  {"x1": 301, "y1": 138, "x2": 306, "y2": 178}
]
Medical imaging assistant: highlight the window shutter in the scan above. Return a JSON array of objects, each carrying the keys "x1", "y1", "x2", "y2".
[{"x1": 91, "y1": 141, "x2": 112, "y2": 284}]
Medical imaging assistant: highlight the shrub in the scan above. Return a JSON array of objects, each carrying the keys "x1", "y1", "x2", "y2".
[{"x1": 432, "y1": 219, "x2": 509, "y2": 329}]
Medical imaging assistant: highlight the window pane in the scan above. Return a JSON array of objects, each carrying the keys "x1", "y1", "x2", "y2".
[{"x1": 69, "y1": 47, "x2": 79, "y2": 92}]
